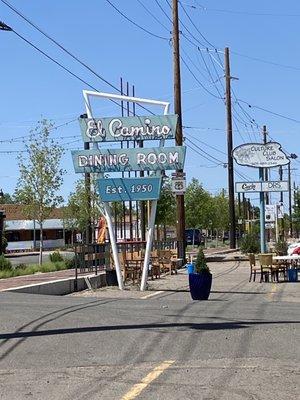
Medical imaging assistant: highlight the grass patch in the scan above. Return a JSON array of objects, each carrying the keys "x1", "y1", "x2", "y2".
[{"x1": 0, "y1": 261, "x2": 69, "y2": 279}]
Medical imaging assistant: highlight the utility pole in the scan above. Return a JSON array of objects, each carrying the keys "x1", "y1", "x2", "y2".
[
  {"x1": 259, "y1": 126, "x2": 267, "y2": 252},
  {"x1": 288, "y1": 162, "x2": 293, "y2": 237},
  {"x1": 172, "y1": 0, "x2": 185, "y2": 260},
  {"x1": 225, "y1": 47, "x2": 236, "y2": 249},
  {"x1": 279, "y1": 166, "x2": 284, "y2": 239},
  {"x1": 263, "y1": 125, "x2": 270, "y2": 243}
]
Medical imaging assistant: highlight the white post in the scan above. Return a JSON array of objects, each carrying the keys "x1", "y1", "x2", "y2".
[
  {"x1": 140, "y1": 200, "x2": 158, "y2": 291},
  {"x1": 103, "y1": 203, "x2": 124, "y2": 290},
  {"x1": 275, "y1": 204, "x2": 279, "y2": 243}
]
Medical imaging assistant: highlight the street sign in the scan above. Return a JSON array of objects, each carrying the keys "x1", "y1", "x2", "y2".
[
  {"x1": 72, "y1": 146, "x2": 186, "y2": 173},
  {"x1": 261, "y1": 181, "x2": 289, "y2": 192},
  {"x1": 233, "y1": 142, "x2": 290, "y2": 168},
  {"x1": 265, "y1": 222, "x2": 275, "y2": 229},
  {"x1": 79, "y1": 114, "x2": 178, "y2": 142},
  {"x1": 171, "y1": 176, "x2": 186, "y2": 195},
  {"x1": 235, "y1": 181, "x2": 289, "y2": 193},
  {"x1": 97, "y1": 177, "x2": 162, "y2": 202},
  {"x1": 265, "y1": 204, "x2": 276, "y2": 222},
  {"x1": 235, "y1": 182, "x2": 261, "y2": 193}
]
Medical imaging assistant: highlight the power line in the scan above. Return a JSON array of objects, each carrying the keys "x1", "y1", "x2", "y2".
[
  {"x1": 178, "y1": 1, "x2": 216, "y2": 48},
  {"x1": 185, "y1": 137, "x2": 225, "y2": 164},
  {"x1": 185, "y1": 132, "x2": 226, "y2": 155},
  {"x1": 104, "y1": 0, "x2": 170, "y2": 41},
  {"x1": 194, "y1": 3, "x2": 300, "y2": 18},
  {"x1": 180, "y1": 56, "x2": 224, "y2": 99},
  {"x1": 1, "y1": 0, "x2": 156, "y2": 116},
  {"x1": 136, "y1": 0, "x2": 170, "y2": 32},
  {"x1": 237, "y1": 99, "x2": 300, "y2": 124}
]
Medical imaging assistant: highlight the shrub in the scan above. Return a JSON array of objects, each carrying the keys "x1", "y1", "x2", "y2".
[
  {"x1": 240, "y1": 233, "x2": 260, "y2": 254},
  {"x1": 65, "y1": 256, "x2": 76, "y2": 269},
  {"x1": 0, "y1": 255, "x2": 12, "y2": 271},
  {"x1": 49, "y1": 251, "x2": 63, "y2": 263},
  {"x1": 16, "y1": 263, "x2": 27, "y2": 270},
  {"x1": 195, "y1": 247, "x2": 210, "y2": 274},
  {"x1": 274, "y1": 240, "x2": 288, "y2": 256}
]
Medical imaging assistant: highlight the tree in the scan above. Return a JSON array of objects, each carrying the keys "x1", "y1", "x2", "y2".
[
  {"x1": 185, "y1": 178, "x2": 213, "y2": 229},
  {"x1": 15, "y1": 119, "x2": 65, "y2": 265},
  {"x1": 64, "y1": 178, "x2": 102, "y2": 242},
  {"x1": 155, "y1": 180, "x2": 176, "y2": 240},
  {"x1": 0, "y1": 193, "x2": 15, "y2": 204}
]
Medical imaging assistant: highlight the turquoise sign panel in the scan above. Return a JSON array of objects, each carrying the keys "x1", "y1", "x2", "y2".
[
  {"x1": 97, "y1": 177, "x2": 162, "y2": 202},
  {"x1": 78, "y1": 114, "x2": 178, "y2": 142},
  {"x1": 71, "y1": 146, "x2": 186, "y2": 173}
]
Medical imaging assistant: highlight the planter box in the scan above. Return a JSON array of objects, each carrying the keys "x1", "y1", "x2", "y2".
[{"x1": 189, "y1": 272, "x2": 212, "y2": 300}]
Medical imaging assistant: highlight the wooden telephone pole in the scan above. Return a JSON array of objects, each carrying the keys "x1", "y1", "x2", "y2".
[
  {"x1": 225, "y1": 47, "x2": 236, "y2": 249},
  {"x1": 172, "y1": 0, "x2": 186, "y2": 260}
]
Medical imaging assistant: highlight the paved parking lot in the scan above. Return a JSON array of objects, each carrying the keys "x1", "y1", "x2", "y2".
[{"x1": 0, "y1": 257, "x2": 299, "y2": 399}]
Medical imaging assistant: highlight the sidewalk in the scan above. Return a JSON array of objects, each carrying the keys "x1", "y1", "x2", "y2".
[{"x1": 0, "y1": 247, "x2": 236, "y2": 293}]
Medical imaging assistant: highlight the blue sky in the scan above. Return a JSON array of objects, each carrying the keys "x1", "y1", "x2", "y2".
[{"x1": 1, "y1": 0, "x2": 300, "y2": 208}]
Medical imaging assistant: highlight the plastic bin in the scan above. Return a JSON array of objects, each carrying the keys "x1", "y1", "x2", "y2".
[
  {"x1": 288, "y1": 268, "x2": 298, "y2": 282},
  {"x1": 186, "y1": 263, "x2": 195, "y2": 274}
]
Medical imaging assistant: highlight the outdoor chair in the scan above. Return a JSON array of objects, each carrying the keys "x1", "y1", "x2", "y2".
[
  {"x1": 248, "y1": 253, "x2": 261, "y2": 282},
  {"x1": 258, "y1": 254, "x2": 274, "y2": 282},
  {"x1": 158, "y1": 250, "x2": 178, "y2": 275},
  {"x1": 272, "y1": 258, "x2": 288, "y2": 282}
]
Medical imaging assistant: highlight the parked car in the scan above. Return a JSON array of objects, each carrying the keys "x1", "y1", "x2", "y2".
[{"x1": 185, "y1": 229, "x2": 204, "y2": 246}]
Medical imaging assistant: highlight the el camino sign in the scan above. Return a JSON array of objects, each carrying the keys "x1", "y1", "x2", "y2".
[
  {"x1": 72, "y1": 146, "x2": 186, "y2": 173},
  {"x1": 79, "y1": 114, "x2": 178, "y2": 142},
  {"x1": 232, "y1": 142, "x2": 290, "y2": 168}
]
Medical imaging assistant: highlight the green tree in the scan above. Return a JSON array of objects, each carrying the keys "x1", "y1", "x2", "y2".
[
  {"x1": 155, "y1": 180, "x2": 176, "y2": 240},
  {"x1": 64, "y1": 178, "x2": 101, "y2": 241},
  {"x1": 185, "y1": 178, "x2": 213, "y2": 229},
  {"x1": 15, "y1": 119, "x2": 65, "y2": 265},
  {"x1": 0, "y1": 192, "x2": 15, "y2": 204}
]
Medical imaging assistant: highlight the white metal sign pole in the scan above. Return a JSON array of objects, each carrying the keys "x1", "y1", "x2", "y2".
[
  {"x1": 83, "y1": 91, "x2": 125, "y2": 289},
  {"x1": 83, "y1": 90, "x2": 170, "y2": 291},
  {"x1": 140, "y1": 102, "x2": 170, "y2": 291}
]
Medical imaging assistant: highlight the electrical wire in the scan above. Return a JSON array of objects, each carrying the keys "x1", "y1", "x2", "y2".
[
  {"x1": 180, "y1": 56, "x2": 224, "y2": 99},
  {"x1": 185, "y1": 137, "x2": 225, "y2": 164},
  {"x1": 1, "y1": 0, "x2": 157, "y2": 116},
  {"x1": 104, "y1": 0, "x2": 170, "y2": 41},
  {"x1": 136, "y1": 0, "x2": 170, "y2": 32},
  {"x1": 178, "y1": 1, "x2": 216, "y2": 48}
]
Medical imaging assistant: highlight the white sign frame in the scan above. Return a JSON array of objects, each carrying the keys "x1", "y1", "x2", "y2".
[
  {"x1": 83, "y1": 90, "x2": 170, "y2": 291},
  {"x1": 235, "y1": 181, "x2": 289, "y2": 193}
]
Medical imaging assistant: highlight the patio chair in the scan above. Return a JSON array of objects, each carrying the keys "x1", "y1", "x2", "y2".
[
  {"x1": 248, "y1": 253, "x2": 261, "y2": 282},
  {"x1": 258, "y1": 254, "x2": 273, "y2": 282}
]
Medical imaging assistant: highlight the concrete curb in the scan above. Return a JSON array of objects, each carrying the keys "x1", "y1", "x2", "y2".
[{"x1": 3, "y1": 272, "x2": 107, "y2": 296}]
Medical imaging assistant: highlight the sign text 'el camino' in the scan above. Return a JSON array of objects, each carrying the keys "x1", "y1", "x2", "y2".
[
  {"x1": 72, "y1": 146, "x2": 186, "y2": 173},
  {"x1": 79, "y1": 114, "x2": 178, "y2": 142}
]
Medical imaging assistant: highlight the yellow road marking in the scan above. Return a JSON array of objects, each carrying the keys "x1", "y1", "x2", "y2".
[
  {"x1": 140, "y1": 291, "x2": 164, "y2": 299},
  {"x1": 121, "y1": 360, "x2": 175, "y2": 400},
  {"x1": 267, "y1": 283, "x2": 278, "y2": 301}
]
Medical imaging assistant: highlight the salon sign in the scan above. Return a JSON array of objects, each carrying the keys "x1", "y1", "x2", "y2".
[
  {"x1": 233, "y1": 142, "x2": 290, "y2": 168},
  {"x1": 79, "y1": 114, "x2": 178, "y2": 142}
]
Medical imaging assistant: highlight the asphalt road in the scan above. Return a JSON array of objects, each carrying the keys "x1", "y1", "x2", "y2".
[{"x1": 0, "y1": 261, "x2": 299, "y2": 399}]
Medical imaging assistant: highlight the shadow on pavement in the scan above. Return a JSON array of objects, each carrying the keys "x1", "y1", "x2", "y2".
[{"x1": 1, "y1": 319, "x2": 299, "y2": 340}]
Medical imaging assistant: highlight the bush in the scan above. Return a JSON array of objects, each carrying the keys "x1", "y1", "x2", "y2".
[
  {"x1": 274, "y1": 240, "x2": 288, "y2": 256},
  {"x1": 49, "y1": 251, "x2": 63, "y2": 263},
  {"x1": 0, "y1": 255, "x2": 12, "y2": 271},
  {"x1": 240, "y1": 233, "x2": 260, "y2": 254},
  {"x1": 195, "y1": 247, "x2": 210, "y2": 274},
  {"x1": 65, "y1": 256, "x2": 76, "y2": 269}
]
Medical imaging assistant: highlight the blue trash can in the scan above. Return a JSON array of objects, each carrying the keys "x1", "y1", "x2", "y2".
[
  {"x1": 187, "y1": 263, "x2": 195, "y2": 274},
  {"x1": 288, "y1": 269, "x2": 298, "y2": 282}
]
